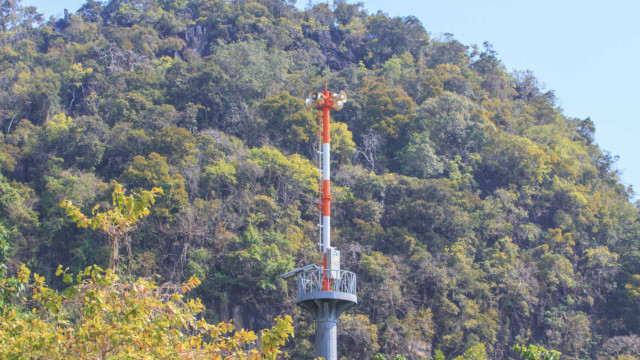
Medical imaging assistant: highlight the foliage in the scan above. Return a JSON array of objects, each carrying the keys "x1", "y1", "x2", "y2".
[
  {"x1": 513, "y1": 344, "x2": 561, "y2": 360},
  {"x1": 373, "y1": 354, "x2": 407, "y2": 360},
  {"x1": 453, "y1": 343, "x2": 487, "y2": 360},
  {"x1": 0, "y1": 264, "x2": 293, "y2": 359}
]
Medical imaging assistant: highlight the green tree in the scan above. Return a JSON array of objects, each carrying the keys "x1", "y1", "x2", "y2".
[
  {"x1": 258, "y1": 90, "x2": 316, "y2": 153},
  {"x1": 356, "y1": 76, "x2": 415, "y2": 140},
  {"x1": 120, "y1": 152, "x2": 188, "y2": 219},
  {"x1": 395, "y1": 131, "x2": 442, "y2": 178},
  {"x1": 454, "y1": 343, "x2": 487, "y2": 360},
  {"x1": 0, "y1": 0, "x2": 42, "y2": 31},
  {"x1": 339, "y1": 314, "x2": 380, "y2": 359},
  {"x1": 417, "y1": 91, "x2": 484, "y2": 158},
  {"x1": 513, "y1": 344, "x2": 561, "y2": 360},
  {"x1": 153, "y1": 125, "x2": 197, "y2": 167}
]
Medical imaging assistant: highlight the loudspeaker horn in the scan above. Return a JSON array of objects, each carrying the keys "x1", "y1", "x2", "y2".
[
  {"x1": 305, "y1": 98, "x2": 316, "y2": 109},
  {"x1": 309, "y1": 90, "x2": 323, "y2": 103},
  {"x1": 334, "y1": 91, "x2": 347, "y2": 102}
]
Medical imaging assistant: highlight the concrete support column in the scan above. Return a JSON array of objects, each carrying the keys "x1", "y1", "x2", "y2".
[
  {"x1": 316, "y1": 316, "x2": 338, "y2": 360},
  {"x1": 302, "y1": 298, "x2": 354, "y2": 360}
]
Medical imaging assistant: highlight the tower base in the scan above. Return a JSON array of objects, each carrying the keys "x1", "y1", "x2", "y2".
[{"x1": 298, "y1": 298, "x2": 356, "y2": 360}]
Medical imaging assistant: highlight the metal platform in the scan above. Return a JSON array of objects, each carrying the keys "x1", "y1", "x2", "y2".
[{"x1": 296, "y1": 269, "x2": 357, "y2": 304}]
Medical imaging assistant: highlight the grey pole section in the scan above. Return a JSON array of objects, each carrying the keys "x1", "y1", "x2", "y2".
[
  {"x1": 316, "y1": 305, "x2": 338, "y2": 359},
  {"x1": 312, "y1": 299, "x2": 355, "y2": 359}
]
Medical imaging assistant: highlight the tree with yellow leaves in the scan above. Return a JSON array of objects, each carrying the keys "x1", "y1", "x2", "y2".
[
  {"x1": 0, "y1": 264, "x2": 293, "y2": 359},
  {"x1": 60, "y1": 181, "x2": 162, "y2": 272}
]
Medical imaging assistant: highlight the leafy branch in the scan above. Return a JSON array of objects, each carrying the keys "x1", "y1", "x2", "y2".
[{"x1": 61, "y1": 181, "x2": 163, "y2": 272}]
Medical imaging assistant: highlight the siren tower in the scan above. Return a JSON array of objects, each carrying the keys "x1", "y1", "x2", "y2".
[{"x1": 281, "y1": 85, "x2": 356, "y2": 360}]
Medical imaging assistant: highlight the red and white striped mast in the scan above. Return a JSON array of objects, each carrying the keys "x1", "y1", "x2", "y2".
[{"x1": 305, "y1": 84, "x2": 347, "y2": 283}]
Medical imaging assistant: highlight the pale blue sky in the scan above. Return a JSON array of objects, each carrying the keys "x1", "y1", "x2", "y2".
[{"x1": 23, "y1": 0, "x2": 640, "y2": 197}]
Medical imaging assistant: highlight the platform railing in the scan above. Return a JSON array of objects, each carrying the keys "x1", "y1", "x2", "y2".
[{"x1": 297, "y1": 269, "x2": 357, "y2": 298}]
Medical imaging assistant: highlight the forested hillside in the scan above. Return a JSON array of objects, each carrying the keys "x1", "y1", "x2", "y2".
[{"x1": 0, "y1": 0, "x2": 639, "y2": 358}]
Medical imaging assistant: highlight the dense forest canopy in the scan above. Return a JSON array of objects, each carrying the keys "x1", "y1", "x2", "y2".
[{"x1": 0, "y1": 0, "x2": 639, "y2": 358}]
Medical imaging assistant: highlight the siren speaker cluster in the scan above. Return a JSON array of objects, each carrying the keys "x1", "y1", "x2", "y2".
[
  {"x1": 333, "y1": 91, "x2": 347, "y2": 111},
  {"x1": 305, "y1": 90, "x2": 347, "y2": 110}
]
